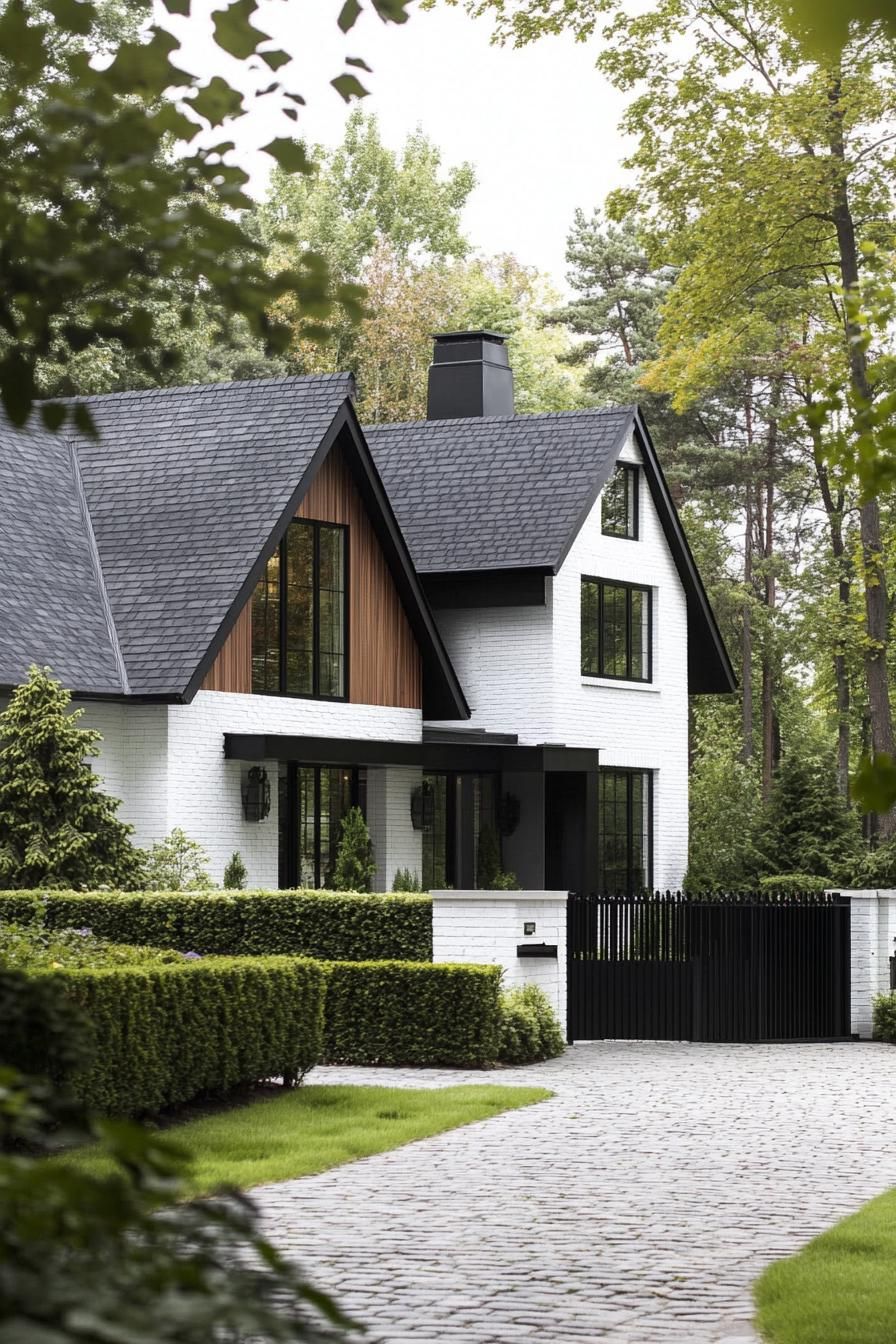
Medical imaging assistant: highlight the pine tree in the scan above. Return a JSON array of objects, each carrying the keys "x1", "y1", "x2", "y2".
[
  {"x1": 0, "y1": 666, "x2": 143, "y2": 890},
  {"x1": 223, "y1": 851, "x2": 247, "y2": 890},
  {"x1": 759, "y1": 748, "x2": 862, "y2": 882},
  {"x1": 332, "y1": 806, "x2": 376, "y2": 892}
]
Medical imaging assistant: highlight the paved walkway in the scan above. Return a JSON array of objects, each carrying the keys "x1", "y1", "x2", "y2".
[{"x1": 254, "y1": 1042, "x2": 896, "y2": 1343}]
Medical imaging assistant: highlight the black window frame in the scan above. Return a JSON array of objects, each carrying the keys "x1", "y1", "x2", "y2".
[
  {"x1": 597, "y1": 767, "x2": 654, "y2": 894},
  {"x1": 279, "y1": 763, "x2": 361, "y2": 889},
  {"x1": 601, "y1": 462, "x2": 639, "y2": 540},
  {"x1": 252, "y1": 519, "x2": 349, "y2": 701},
  {"x1": 580, "y1": 575, "x2": 653, "y2": 683}
]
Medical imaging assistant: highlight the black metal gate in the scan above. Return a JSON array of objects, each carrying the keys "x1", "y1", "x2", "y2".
[{"x1": 567, "y1": 891, "x2": 851, "y2": 1043}]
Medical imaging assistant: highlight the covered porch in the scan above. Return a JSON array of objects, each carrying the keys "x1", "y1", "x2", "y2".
[{"x1": 224, "y1": 728, "x2": 601, "y2": 892}]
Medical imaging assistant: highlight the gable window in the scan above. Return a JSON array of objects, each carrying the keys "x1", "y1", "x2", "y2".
[
  {"x1": 581, "y1": 577, "x2": 651, "y2": 682},
  {"x1": 597, "y1": 768, "x2": 652, "y2": 893},
  {"x1": 252, "y1": 520, "x2": 347, "y2": 698},
  {"x1": 601, "y1": 462, "x2": 638, "y2": 539}
]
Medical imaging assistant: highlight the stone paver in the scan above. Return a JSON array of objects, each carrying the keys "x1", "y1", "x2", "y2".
[{"x1": 254, "y1": 1042, "x2": 896, "y2": 1342}]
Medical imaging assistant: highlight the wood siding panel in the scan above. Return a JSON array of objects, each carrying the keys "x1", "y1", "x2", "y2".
[{"x1": 202, "y1": 442, "x2": 422, "y2": 708}]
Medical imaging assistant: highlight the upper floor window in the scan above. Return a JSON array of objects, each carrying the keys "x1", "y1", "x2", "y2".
[
  {"x1": 581, "y1": 577, "x2": 651, "y2": 682},
  {"x1": 252, "y1": 520, "x2": 347, "y2": 698},
  {"x1": 601, "y1": 463, "x2": 638, "y2": 539}
]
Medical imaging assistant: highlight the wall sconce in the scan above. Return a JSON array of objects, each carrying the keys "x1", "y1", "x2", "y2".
[
  {"x1": 410, "y1": 780, "x2": 435, "y2": 831},
  {"x1": 242, "y1": 766, "x2": 271, "y2": 822}
]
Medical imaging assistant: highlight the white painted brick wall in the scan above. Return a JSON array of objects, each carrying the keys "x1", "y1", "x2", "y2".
[
  {"x1": 426, "y1": 432, "x2": 690, "y2": 889},
  {"x1": 432, "y1": 890, "x2": 568, "y2": 1035},
  {"x1": 835, "y1": 889, "x2": 896, "y2": 1038},
  {"x1": 366, "y1": 765, "x2": 423, "y2": 893},
  {"x1": 85, "y1": 691, "x2": 423, "y2": 888}
]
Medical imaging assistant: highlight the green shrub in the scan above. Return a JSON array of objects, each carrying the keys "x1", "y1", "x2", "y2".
[
  {"x1": 143, "y1": 827, "x2": 213, "y2": 890},
  {"x1": 321, "y1": 961, "x2": 502, "y2": 1066},
  {"x1": 873, "y1": 992, "x2": 896, "y2": 1042},
  {"x1": 332, "y1": 807, "x2": 376, "y2": 892},
  {"x1": 845, "y1": 836, "x2": 896, "y2": 889},
  {"x1": 0, "y1": 921, "x2": 184, "y2": 971},
  {"x1": 26, "y1": 956, "x2": 325, "y2": 1116},
  {"x1": 223, "y1": 850, "x2": 247, "y2": 889},
  {"x1": 0, "y1": 968, "x2": 93, "y2": 1091},
  {"x1": 498, "y1": 985, "x2": 566, "y2": 1064},
  {"x1": 756, "y1": 874, "x2": 831, "y2": 894},
  {"x1": 392, "y1": 867, "x2": 423, "y2": 892},
  {"x1": 0, "y1": 889, "x2": 433, "y2": 961}
]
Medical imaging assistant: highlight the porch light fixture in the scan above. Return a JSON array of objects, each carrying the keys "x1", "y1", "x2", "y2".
[
  {"x1": 241, "y1": 766, "x2": 271, "y2": 823},
  {"x1": 410, "y1": 780, "x2": 435, "y2": 831}
]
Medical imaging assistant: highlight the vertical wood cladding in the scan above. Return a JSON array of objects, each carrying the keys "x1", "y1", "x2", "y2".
[{"x1": 202, "y1": 443, "x2": 423, "y2": 708}]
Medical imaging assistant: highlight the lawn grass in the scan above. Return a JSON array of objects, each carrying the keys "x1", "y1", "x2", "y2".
[
  {"x1": 60, "y1": 1083, "x2": 551, "y2": 1195},
  {"x1": 754, "y1": 1187, "x2": 896, "y2": 1344}
]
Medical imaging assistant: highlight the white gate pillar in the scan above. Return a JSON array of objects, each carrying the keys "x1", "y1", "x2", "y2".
[
  {"x1": 431, "y1": 890, "x2": 568, "y2": 1036},
  {"x1": 831, "y1": 889, "x2": 896, "y2": 1038}
]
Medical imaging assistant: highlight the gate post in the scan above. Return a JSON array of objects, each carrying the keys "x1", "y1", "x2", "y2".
[
  {"x1": 832, "y1": 889, "x2": 896, "y2": 1038},
  {"x1": 431, "y1": 890, "x2": 569, "y2": 1037}
]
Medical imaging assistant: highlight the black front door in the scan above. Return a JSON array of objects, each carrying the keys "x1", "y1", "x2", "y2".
[{"x1": 545, "y1": 771, "x2": 587, "y2": 893}]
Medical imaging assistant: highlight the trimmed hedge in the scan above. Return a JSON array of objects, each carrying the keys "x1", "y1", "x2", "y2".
[
  {"x1": 27, "y1": 956, "x2": 326, "y2": 1117},
  {"x1": 0, "y1": 968, "x2": 93, "y2": 1086},
  {"x1": 498, "y1": 985, "x2": 566, "y2": 1064},
  {"x1": 0, "y1": 889, "x2": 432, "y2": 962},
  {"x1": 321, "y1": 961, "x2": 502, "y2": 1066}
]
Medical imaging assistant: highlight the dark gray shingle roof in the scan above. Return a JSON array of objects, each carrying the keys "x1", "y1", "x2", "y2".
[
  {"x1": 0, "y1": 422, "x2": 125, "y2": 694},
  {"x1": 0, "y1": 375, "x2": 352, "y2": 698},
  {"x1": 364, "y1": 407, "x2": 635, "y2": 573}
]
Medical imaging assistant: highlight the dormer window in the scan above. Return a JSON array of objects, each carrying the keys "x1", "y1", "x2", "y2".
[
  {"x1": 601, "y1": 463, "x2": 638, "y2": 539},
  {"x1": 252, "y1": 520, "x2": 347, "y2": 699}
]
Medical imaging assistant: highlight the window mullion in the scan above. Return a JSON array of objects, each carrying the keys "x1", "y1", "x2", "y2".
[
  {"x1": 312, "y1": 523, "x2": 320, "y2": 698},
  {"x1": 278, "y1": 532, "x2": 287, "y2": 693},
  {"x1": 597, "y1": 582, "x2": 604, "y2": 677}
]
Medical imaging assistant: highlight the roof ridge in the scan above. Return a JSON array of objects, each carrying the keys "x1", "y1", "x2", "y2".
[
  {"x1": 364, "y1": 404, "x2": 637, "y2": 432},
  {"x1": 54, "y1": 371, "x2": 355, "y2": 407},
  {"x1": 67, "y1": 440, "x2": 130, "y2": 695}
]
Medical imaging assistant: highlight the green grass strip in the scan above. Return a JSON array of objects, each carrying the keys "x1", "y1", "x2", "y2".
[
  {"x1": 755, "y1": 1187, "x2": 896, "y2": 1344},
  {"x1": 59, "y1": 1083, "x2": 551, "y2": 1196}
]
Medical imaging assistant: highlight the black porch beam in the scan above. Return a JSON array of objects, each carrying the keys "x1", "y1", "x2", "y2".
[{"x1": 224, "y1": 732, "x2": 600, "y2": 774}]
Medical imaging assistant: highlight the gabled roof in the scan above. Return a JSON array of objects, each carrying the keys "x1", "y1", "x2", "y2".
[
  {"x1": 0, "y1": 422, "x2": 126, "y2": 695},
  {"x1": 0, "y1": 376, "x2": 468, "y2": 716},
  {"x1": 365, "y1": 407, "x2": 634, "y2": 574},
  {"x1": 366, "y1": 405, "x2": 736, "y2": 695}
]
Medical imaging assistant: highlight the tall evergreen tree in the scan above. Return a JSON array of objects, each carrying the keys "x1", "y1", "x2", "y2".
[
  {"x1": 759, "y1": 748, "x2": 862, "y2": 881},
  {"x1": 0, "y1": 667, "x2": 143, "y2": 890}
]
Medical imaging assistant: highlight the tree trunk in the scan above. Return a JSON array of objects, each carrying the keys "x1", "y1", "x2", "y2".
[
  {"x1": 741, "y1": 391, "x2": 755, "y2": 763},
  {"x1": 810, "y1": 423, "x2": 851, "y2": 795},
  {"x1": 827, "y1": 72, "x2": 896, "y2": 835},
  {"x1": 761, "y1": 388, "x2": 781, "y2": 800}
]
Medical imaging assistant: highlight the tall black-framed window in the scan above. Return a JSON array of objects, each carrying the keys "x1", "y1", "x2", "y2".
[
  {"x1": 252, "y1": 520, "x2": 347, "y2": 698},
  {"x1": 581, "y1": 576, "x2": 652, "y2": 681},
  {"x1": 597, "y1": 768, "x2": 652, "y2": 893},
  {"x1": 601, "y1": 462, "x2": 639, "y2": 539},
  {"x1": 278, "y1": 764, "x2": 362, "y2": 889},
  {"x1": 421, "y1": 771, "x2": 499, "y2": 892}
]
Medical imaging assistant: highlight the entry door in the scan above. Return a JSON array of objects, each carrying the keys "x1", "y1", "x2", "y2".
[
  {"x1": 279, "y1": 765, "x2": 358, "y2": 889},
  {"x1": 545, "y1": 772, "x2": 587, "y2": 893}
]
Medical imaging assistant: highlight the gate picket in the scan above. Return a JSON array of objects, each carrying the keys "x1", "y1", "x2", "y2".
[{"x1": 566, "y1": 890, "x2": 852, "y2": 1044}]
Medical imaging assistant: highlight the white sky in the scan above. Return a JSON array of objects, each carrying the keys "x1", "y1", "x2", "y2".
[{"x1": 158, "y1": 0, "x2": 633, "y2": 289}]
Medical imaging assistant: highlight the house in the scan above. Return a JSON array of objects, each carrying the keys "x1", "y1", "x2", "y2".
[{"x1": 0, "y1": 332, "x2": 735, "y2": 893}]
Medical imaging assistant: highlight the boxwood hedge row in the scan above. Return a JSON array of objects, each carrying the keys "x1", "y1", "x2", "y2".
[
  {"x1": 29, "y1": 956, "x2": 326, "y2": 1117},
  {"x1": 0, "y1": 889, "x2": 432, "y2": 962},
  {"x1": 321, "y1": 961, "x2": 503, "y2": 1067}
]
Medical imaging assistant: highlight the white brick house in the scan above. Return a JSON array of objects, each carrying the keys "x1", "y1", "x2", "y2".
[{"x1": 0, "y1": 333, "x2": 734, "y2": 891}]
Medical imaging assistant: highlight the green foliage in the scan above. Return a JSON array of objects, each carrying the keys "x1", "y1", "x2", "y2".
[
  {"x1": 756, "y1": 875, "x2": 831, "y2": 895},
  {"x1": 332, "y1": 807, "x2": 376, "y2": 893},
  {"x1": 321, "y1": 961, "x2": 503, "y2": 1066},
  {"x1": 497, "y1": 986, "x2": 566, "y2": 1064},
  {"x1": 759, "y1": 750, "x2": 863, "y2": 883},
  {"x1": 686, "y1": 704, "x2": 764, "y2": 891},
  {"x1": 0, "y1": 1072, "x2": 355, "y2": 1343},
  {"x1": 143, "y1": 828, "x2": 213, "y2": 891},
  {"x1": 39, "y1": 956, "x2": 326, "y2": 1115},
  {"x1": 873, "y1": 992, "x2": 896, "y2": 1042},
  {"x1": 0, "y1": 921, "x2": 184, "y2": 970},
  {"x1": 0, "y1": 966, "x2": 92, "y2": 1088},
  {"x1": 0, "y1": 889, "x2": 434, "y2": 961},
  {"x1": 0, "y1": 666, "x2": 144, "y2": 890},
  {"x1": 392, "y1": 867, "x2": 423, "y2": 892},
  {"x1": 846, "y1": 836, "x2": 896, "y2": 889},
  {"x1": 223, "y1": 850, "x2": 248, "y2": 891},
  {"x1": 0, "y1": 0, "x2": 417, "y2": 427},
  {"x1": 475, "y1": 822, "x2": 519, "y2": 890}
]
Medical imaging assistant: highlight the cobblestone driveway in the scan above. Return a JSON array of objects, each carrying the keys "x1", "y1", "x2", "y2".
[{"x1": 254, "y1": 1042, "x2": 896, "y2": 1343}]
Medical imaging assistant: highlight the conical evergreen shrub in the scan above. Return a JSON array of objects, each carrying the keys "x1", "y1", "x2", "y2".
[
  {"x1": 758, "y1": 748, "x2": 862, "y2": 883},
  {"x1": 332, "y1": 806, "x2": 376, "y2": 892},
  {"x1": 0, "y1": 666, "x2": 143, "y2": 889}
]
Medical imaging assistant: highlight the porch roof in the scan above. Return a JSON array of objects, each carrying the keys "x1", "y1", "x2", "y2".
[{"x1": 223, "y1": 732, "x2": 600, "y2": 774}]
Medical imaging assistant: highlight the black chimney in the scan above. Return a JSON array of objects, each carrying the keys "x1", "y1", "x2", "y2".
[{"x1": 426, "y1": 331, "x2": 514, "y2": 420}]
